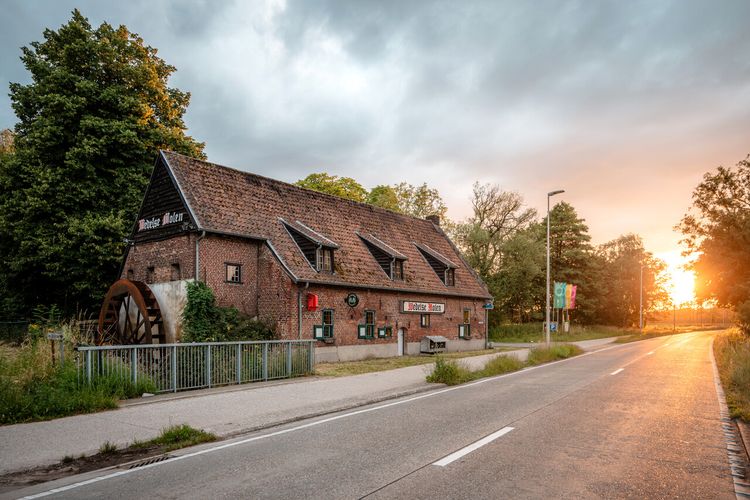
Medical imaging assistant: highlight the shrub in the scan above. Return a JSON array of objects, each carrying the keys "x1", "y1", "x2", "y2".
[
  {"x1": 526, "y1": 344, "x2": 583, "y2": 365},
  {"x1": 151, "y1": 424, "x2": 216, "y2": 450},
  {"x1": 182, "y1": 281, "x2": 277, "y2": 342},
  {"x1": 426, "y1": 357, "x2": 472, "y2": 385}
]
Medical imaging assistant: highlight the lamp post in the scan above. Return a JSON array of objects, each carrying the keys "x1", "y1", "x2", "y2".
[{"x1": 545, "y1": 189, "x2": 565, "y2": 345}]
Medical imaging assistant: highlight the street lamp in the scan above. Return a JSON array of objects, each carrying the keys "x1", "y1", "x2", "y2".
[
  {"x1": 639, "y1": 264, "x2": 643, "y2": 331},
  {"x1": 545, "y1": 189, "x2": 565, "y2": 346}
]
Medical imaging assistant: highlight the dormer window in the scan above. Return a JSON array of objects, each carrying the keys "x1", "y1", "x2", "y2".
[
  {"x1": 282, "y1": 219, "x2": 338, "y2": 273},
  {"x1": 358, "y1": 233, "x2": 407, "y2": 281},
  {"x1": 415, "y1": 243, "x2": 456, "y2": 287}
]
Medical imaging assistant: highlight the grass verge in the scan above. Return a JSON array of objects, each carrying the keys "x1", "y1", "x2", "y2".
[
  {"x1": 426, "y1": 344, "x2": 582, "y2": 385},
  {"x1": 315, "y1": 349, "x2": 514, "y2": 377},
  {"x1": 0, "y1": 341, "x2": 156, "y2": 425},
  {"x1": 490, "y1": 323, "x2": 631, "y2": 343},
  {"x1": 0, "y1": 424, "x2": 217, "y2": 491},
  {"x1": 714, "y1": 330, "x2": 750, "y2": 422}
]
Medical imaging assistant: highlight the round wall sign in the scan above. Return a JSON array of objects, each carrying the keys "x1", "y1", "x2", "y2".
[{"x1": 345, "y1": 293, "x2": 359, "y2": 307}]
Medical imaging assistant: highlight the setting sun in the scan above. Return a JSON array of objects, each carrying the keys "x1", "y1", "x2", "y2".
[{"x1": 657, "y1": 251, "x2": 696, "y2": 306}]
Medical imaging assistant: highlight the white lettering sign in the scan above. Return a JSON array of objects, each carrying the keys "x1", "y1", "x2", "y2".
[
  {"x1": 402, "y1": 301, "x2": 445, "y2": 314},
  {"x1": 138, "y1": 212, "x2": 185, "y2": 232}
]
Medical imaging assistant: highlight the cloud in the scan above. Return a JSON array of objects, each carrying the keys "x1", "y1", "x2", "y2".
[{"x1": 1, "y1": 0, "x2": 749, "y2": 253}]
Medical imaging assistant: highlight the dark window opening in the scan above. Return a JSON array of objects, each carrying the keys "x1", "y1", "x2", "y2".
[
  {"x1": 126, "y1": 269, "x2": 134, "y2": 280},
  {"x1": 359, "y1": 310, "x2": 376, "y2": 339},
  {"x1": 445, "y1": 269, "x2": 455, "y2": 287},
  {"x1": 322, "y1": 309, "x2": 334, "y2": 338},
  {"x1": 415, "y1": 244, "x2": 455, "y2": 286},
  {"x1": 359, "y1": 234, "x2": 406, "y2": 280},
  {"x1": 170, "y1": 263, "x2": 181, "y2": 281},
  {"x1": 226, "y1": 263, "x2": 242, "y2": 283},
  {"x1": 318, "y1": 248, "x2": 334, "y2": 273},
  {"x1": 420, "y1": 314, "x2": 430, "y2": 328},
  {"x1": 146, "y1": 267, "x2": 155, "y2": 284},
  {"x1": 463, "y1": 309, "x2": 471, "y2": 324}
]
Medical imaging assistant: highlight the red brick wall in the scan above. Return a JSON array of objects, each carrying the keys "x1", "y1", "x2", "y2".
[
  {"x1": 198, "y1": 235, "x2": 260, "y2": 317},
  {"x1": 257, "y1": 245, "x2": 297, "y2": 339},
  {"x1": 297, "y1": 285, "x2": 486, "y2": 347},
  {"x1": 121, "y1": 234, "x2": 195, "y2": 282}
]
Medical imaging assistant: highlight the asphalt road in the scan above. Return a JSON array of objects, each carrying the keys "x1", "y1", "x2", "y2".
[{"x1": 14, "y1": 331, "x2": 736, "y2": 499}]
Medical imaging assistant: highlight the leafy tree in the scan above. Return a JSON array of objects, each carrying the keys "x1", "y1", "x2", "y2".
[
  {"x1": 0, "y1": 10, "x2": 204, "y2": 316},
  {"x1": 595, "y1": 234, "x2": 668, "y2": 327},
  {"x1": 393, "y1": 182, "x2": 448, "y2": 219},
  {"x1": 454, "y1": 183, "x2": 536, "y2": 279},
  {"x1": 366, "y1": 185, "x2": 402, "y2": 212},
  {"x1": 492, "y1": 228, "x2": 545, "y2": 323},
  {"x1": 679, "y1": 156, "x2": 750, "y2": 333},
  {"x1": 537, "y1": 202, "x2": 599, "y2": 322},
  {"x1": 295, "y1": 172, "x2": 368, "y2": 202}
]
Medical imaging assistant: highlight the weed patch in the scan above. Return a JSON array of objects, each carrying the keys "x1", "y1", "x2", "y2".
[
  {"x1": 526, "y1": 344, "x2": 583, "y2": 365},
  {"x1": 714, "y1": 330, "x2": 750, "y2": 422},
  {"x1": 145, "y1": 424, "x2": 217, "y2": 451}
]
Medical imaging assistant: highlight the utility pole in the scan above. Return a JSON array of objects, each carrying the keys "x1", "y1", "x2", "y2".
[
  {"x1": 545, "y1": 189, "x2": 564, "y2": 345},
  {"x1": 639, "y1": 265, "x2": 643, "y2": 331}
]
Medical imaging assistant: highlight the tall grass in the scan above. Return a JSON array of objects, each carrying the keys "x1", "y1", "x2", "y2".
[
  {"x1": 490, "y1": 323, "x2": 630, "y2": 343},
  {"x1": 0, "y1": 341, "x2": 155, "y2": 425},
  {"x1": 714, "y1": 330, "x2": 750, "y2": 422},
  {"x1": 427, "y1": 344, "x2": 581, "y2": 386}
]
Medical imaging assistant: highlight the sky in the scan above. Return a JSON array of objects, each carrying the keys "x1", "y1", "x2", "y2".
[{"x1": 1, "y1": 0, "x2": 749, "y2": 275}]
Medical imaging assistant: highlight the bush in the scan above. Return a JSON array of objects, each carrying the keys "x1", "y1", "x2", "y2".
[
  {"x1": 426, "y1": 357, "x2": 472, "y2": 385},
  {"x1": 182, "y1": 281, "x2": 277, "y2": 342},
  {"x1": 526, "y1": 344, "x2": 583, "y2": 365},
  {"x1": 480, "y1": 354, "x2": 525, "y2": 376}
]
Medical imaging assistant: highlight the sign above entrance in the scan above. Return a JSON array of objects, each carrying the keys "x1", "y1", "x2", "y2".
[
  {"x1": 401, "y1": 301, "x2": 445, "y2": 314},
  {"x1": 137, "y1": 211, "x2": 185, "y2": 232}
]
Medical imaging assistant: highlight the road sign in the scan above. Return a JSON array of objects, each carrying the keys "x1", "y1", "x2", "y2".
[{"x1": 47, "y1": 332, "x2": 63, "y2": 340}]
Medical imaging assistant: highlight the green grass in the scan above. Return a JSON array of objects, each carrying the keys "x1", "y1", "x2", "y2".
[
  {"x1": 315, "y1": 349, "x2": 513, "y2": 377},
  {"x1": 490, "y1": 323, "x2": 631, "y2": 343},
  {"x1": 426, "y1": 344, "x2": 581, "y2": 385},
  {"x1": 714, "y1": 330, "x2": 750, "y2": 422},
  {"x1": 0, "y1": 341, "x2": 156, "y2": 425},
  {"x1": 133, "y1": 424, "x2": 217, "y2": 452},
  {"x1": 98, "y1": 441, "x2": 117, "y2": 454}
]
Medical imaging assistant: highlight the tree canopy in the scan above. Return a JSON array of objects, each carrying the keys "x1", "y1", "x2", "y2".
[
  {"x1": 295, "y1": 172, "x2": 368, "y2": 202},
  {"x1": 679, "y1": 156, "x2": 750, "y2": 332},
  {"x1": 0, "y1": 10, "x2": 204, "y2": 316}
]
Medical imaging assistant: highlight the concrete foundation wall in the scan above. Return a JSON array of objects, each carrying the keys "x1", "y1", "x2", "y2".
[{"x1": 318, "y1": 338, "x2": 486, "y2": 363}]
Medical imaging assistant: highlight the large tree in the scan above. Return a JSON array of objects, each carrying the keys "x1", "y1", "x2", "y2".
[
  {"x1": 595, "y1": 234, "x2": 668, "y2": 327},
  {"x1": 679, "y1": 156, "x2": 750, "y2": 333},
  {"x1": 392, "y1": 182, "x2": 448, "y2": 219},
  {"x1": 537, "y1": 202, "x2": 599, "y2": 322},
  {"x1": 0, "y1": 10, "x2": 204, "y2": 316}
]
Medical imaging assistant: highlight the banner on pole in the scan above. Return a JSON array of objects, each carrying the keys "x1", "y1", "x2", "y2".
[
  {"x1": 569, "y1": 284, "x2": 577, "y2": 309},
  {"x1": 554, "y1": 282, "x2": 566, "y2": 309}
]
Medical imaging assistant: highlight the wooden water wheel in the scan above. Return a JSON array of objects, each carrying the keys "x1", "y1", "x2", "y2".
[{"x1": 97, "y1": 279, "x2": 165, "y2": 345}]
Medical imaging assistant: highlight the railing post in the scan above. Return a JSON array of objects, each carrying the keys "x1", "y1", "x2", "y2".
[
  {"x1": 308, "y1": 341, "x2": 314, "y2": 373},
  {"x1": 286, "y1": 342, "x2": 293, "y2": 376},
  {"x1": 171, "y1": 345, "x2": 178, "y2": 393},
  {"x1": 262, "y1": 343, "x2": 268, "y2": 381},
  {"x1": 206, "y1": 345, "x2": 212, "y2": 388},
  {"x1": 131, "y1": 347, "x2": 138, "y2": 385},
  {"x1": 86, "y1": 350, "x2": 92, "y2": 384},
  {"x1": 236, "y1": 343, "x2": 242, "y2": 384}
]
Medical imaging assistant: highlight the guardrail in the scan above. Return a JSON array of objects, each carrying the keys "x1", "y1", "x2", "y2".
[{"x1": 77, "y1": 340, "x2": 315, "y2": 394}]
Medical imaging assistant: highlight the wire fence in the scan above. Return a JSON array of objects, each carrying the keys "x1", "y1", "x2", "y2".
[{"x1": 76, "y1": 340, "x2": 316, "y2": 393}]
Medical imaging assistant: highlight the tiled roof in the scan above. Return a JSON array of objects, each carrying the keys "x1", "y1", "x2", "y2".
[{"x1": 161, "y1": 151, "x2": 491, "y2": 299}]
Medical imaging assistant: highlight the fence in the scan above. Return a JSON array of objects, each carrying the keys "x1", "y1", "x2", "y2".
[{"x1": 76, "y1": 340, "x2": 316, "y2": 393}]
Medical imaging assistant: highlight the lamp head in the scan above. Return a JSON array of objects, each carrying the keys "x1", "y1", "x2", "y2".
[{"x1": 547, "y1": 189, "x2": 565, "y2": 197}]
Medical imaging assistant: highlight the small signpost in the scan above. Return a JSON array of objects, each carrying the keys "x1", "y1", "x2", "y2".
[{"x1": 47, "y1": 332, "x2": 64, "y2": 365}]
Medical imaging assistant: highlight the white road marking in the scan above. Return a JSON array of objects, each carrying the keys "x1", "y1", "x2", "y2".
[
  {"x1": 610, "y1": 368, "x2": 624, "y2": 375},
  {"x1": 647, "y1": 351, "x2": 654, "y2": 355},
  {"x1": 433, "y1": 427, "x2": 514, "y2": 467},
  {"x1": 18, "y1": 340, "x2": 656, "y2": 499}
]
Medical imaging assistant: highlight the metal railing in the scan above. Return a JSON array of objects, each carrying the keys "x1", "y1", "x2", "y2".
[{"x1": 77, "y1": 340, "x2": 316, "y2": 394}]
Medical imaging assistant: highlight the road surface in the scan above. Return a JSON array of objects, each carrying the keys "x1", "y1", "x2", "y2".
[{"x1": 14, "y1": 331, "x2": 736, "y2": 499}]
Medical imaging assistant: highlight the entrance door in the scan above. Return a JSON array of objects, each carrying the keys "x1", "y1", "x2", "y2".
[{"x1": 397, "y1": 328, "x2": 404, "y2": 356}]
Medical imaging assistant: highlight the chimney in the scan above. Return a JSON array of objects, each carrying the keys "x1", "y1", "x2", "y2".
[{"x1": 426, "y1": 214, "x2": 440, "y2": 226}]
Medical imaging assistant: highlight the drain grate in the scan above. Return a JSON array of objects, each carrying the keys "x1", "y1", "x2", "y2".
[{"x1": 128, "y1": 455, "x2": 173, "y2": 469}]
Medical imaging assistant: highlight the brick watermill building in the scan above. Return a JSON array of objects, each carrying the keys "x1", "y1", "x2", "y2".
[{"x1": 100, "y1": 151, "x2": 493, "y2": 361}]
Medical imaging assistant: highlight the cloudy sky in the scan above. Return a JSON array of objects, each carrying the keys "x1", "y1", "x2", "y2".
[{"x1": 2, "y1": 0, "x2": 749, "y2": 262}]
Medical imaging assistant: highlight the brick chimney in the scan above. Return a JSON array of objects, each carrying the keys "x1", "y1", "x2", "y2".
[{"x1": 426, "y1": 214, "x2": 440, "y2": 226}]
